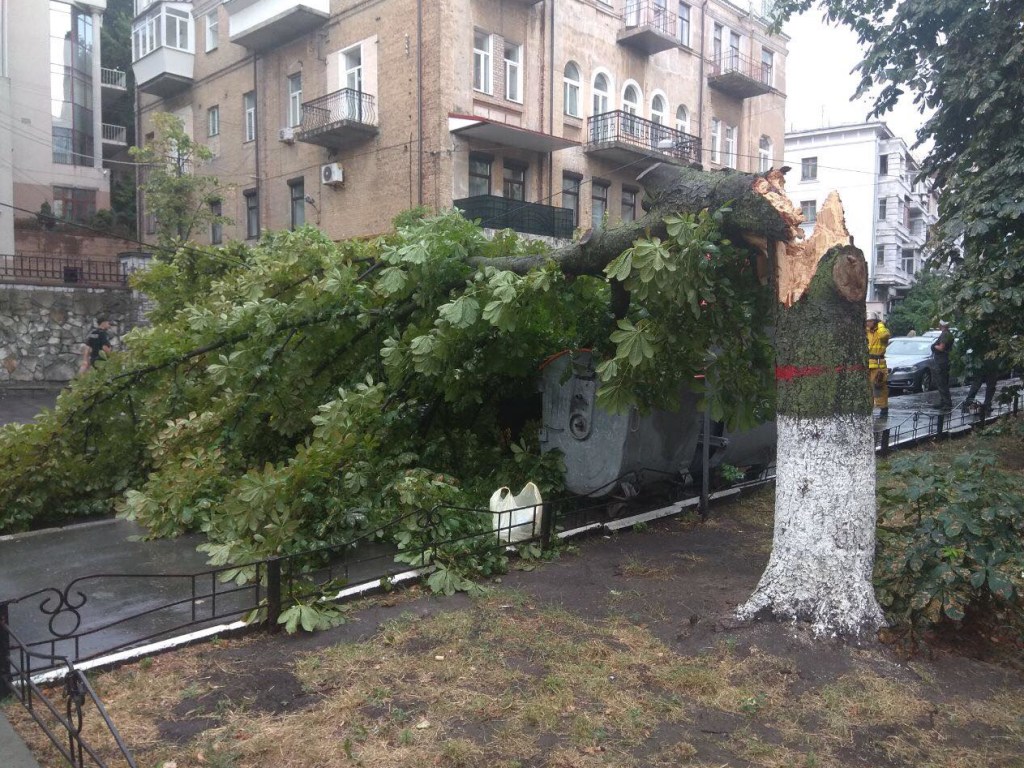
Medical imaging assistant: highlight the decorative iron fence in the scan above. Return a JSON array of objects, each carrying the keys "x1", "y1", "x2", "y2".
[
  {"x1": 454, "y1": 195, "x2": 576, "y2": 239},
  {"x1": 1, "y1": 608, "x2": 137, "y2": 768},
  {"x1": 299, "y1": 88, "x2": 377, "y2": 134},
  {"x1": 0, "y1": 255, "x2": 128, "y2": 287},
  {"x1": 587, "y1": 111, "x2": 702, "y2": 165},
  {"x1": 708, "y1": 50, "x2": 774, "y2": 87}
]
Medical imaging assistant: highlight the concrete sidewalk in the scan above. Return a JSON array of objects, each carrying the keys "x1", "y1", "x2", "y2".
[{"x1": 0, "y1": 712, "x2": 40, "y2": 768}]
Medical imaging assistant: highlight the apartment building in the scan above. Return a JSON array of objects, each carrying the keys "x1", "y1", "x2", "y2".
[
  {"x1": 131, "y1": 0, "x2": 788, "y2": 245},
  {"x1": 0, "y1": 0, "x2": 129, "y2": 251},
  {"x1": 784, "y1": 122, "x2": 938, "y2": 311}
]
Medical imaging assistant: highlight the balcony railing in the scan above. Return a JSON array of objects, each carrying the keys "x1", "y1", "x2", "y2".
[
  {"x1": 586, "y1": 110, "x2": 701, "y2": 166},
  {"x1": 455, "y1": 195, "x2": 575, "y2": 240},
  {"x1": 0, "y1": 255, "x2": 128, "y2": 288},
  {"x1": 102, "y1": 123, "x2": 127, "y2": 145},
  {"x1": 619, "y1": 2, "x2": 679, "y2": 55},
  {"x1": 101, "y1": 67, "x2": 127, "y2": 90},
  {"x1": 707, "y1": 51, "x2": 774, "y2": 98},
  {"x1": 297, "y1": 89, "x2": 379, "y2": 149}
]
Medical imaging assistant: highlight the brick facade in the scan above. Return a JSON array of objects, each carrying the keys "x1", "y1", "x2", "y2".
[{"x1": 134, "y1": 0, "x2": 788, "y2": 244}]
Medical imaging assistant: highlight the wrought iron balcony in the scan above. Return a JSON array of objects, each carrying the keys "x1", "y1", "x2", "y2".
[
  {"x1": 100, "y1": 67, "x2": 127, "y2": 91},
  {"x1": 455, "y1": 195, "x2": 575, "y2": 240},
  {"x1": 618, "y1": 2, "x2": 679, "y2": 55},
  {"x1": 707, "y1": 51, "x2": 774, "y2": 98},
  {"x1": 585, "y1": 111, "x2": 701, "y2": 167},
  {"x1": 297, "y1": 89, "x2": 379, "y2": 150}
]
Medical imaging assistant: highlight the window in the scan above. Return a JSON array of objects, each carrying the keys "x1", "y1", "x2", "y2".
[
  {"x1": 729, "y1": 31, "x2": 741, "y2": 69},
  {"x1": 878, "y1": 197, "x2": 887, "y2": 220},
  {"x1": 591, "y1": 182, "x2": 609, "y2": 230},
  {"x1": 505, "y1": 43, "x2": 522, "y2": 103},
  {"x1": 591, "y1": 73, "x2": 611, "y2": 140},
  {"x1": 800, "y1": 200, "x2": 817, "y2": 226},
  {"x1": 758, "y1": 136, "x2": 772, "y2": 172},
  {"x1": 622, "y1": 84, "x2": 640, "y2": 138},
  {"x1": 205, "y1": 10, "x2": 218, "y2": 52},
  {"x1": 713, "y1": 23, "x2": 723, "y2": 64},
  {"x1": 879, "y1": 155, "x2": 888, "y2": 175},
  {"x1": 724, "y1": 125, "x2": 737, "y2": 169},
  {"x1": 801, "y1": 156, "x2": 817, "y2": 180},
  {"x1": 875, "y1": 245, "x2": 885, "y2": 266},
  {"x1": 902, "y1": 248, "x2": 916, "y2": 273},
  {"x1": 677, "y1": 2, "x2": 691, "y2": 46},
  {"x1": 592, "y1": 73, "x2": 610, "y2": 114},
  {"x1": 164, "y1": 8, "x2": 190, "y2": 51},
  {"x1": 473, "y1": 30, "x2": 492, "y2": 94},
  {"x1": 210, "y1": 200, "x2": 222, "y2": 244},
  {"x1": 650, "y1": 95, "x2": 666, "y2": 125},
  {"x1": 563, "y1": 62, "x2": 581, "y2": 117},
  {"x1": 503, "y1": 162, "x2": 526, "y2": 201},
  {"x1": 675, "y1": 105, "x2": 690, "y2": 135},
  {"x1": 342, "y1": 45, "x2": 363, "y2": 119},
  {"x1": 132, "y1": 12, "x2": 158, "y2": 59},
  {"x1": 562, "y1": 173, "x2": 581, "y2": 227},
  {"x1": 287, "y1": 74, "x2": 302, "y2": 128},
  {"x1": 760, "y1": 49, "x2": 774, "y2": 86},
  {"x1": 243, "y1": 91, "x2": 256, "y2": 142},
  {"x1": 244, "y1": 189, "x2": 259, "y2": 239},
  {"x1": 710, "y1": 118, "x2": 721, "y2": 164},
  {"x1": 621, "y1": 188, "x2": 638, "y2": 223},
  {"x1": 50, "y1": 3, "x2": 95, "y2": 166},
  {"x1": 52, "y1": 186, "x2": 96, "y2": 224},
  {"x1": 207, "y1": 105, "x2": 220, "y2": 137},
  {"x1": 468, "y1": 154, "x2": 492, "y2": 196},
  {"x1": 289, "y1": 178, "x2": 305, "y2": 230}
]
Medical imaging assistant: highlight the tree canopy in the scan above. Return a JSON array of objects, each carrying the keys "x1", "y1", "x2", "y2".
[{"x1": 776, "y1": 0, "x2": 1024, "y2": 366}]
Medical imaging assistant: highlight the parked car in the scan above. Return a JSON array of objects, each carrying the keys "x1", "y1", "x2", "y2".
[{"x1": 886, "y1": 336, "x2": 937, "y2": 392}]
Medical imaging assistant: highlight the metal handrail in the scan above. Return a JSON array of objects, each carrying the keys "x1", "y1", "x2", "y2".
[
  {"x1": 299, "y1": 89, "x2": 377, "y2": 134},
  {"x1": 101, "y1": 124, "x2": 127, "y2": 145},
  {"x1": 587, "y1": 110, "x2": 702, "y2": 165},
  {"x1": 622, "y1": 1, "x2": 677, "y2": 35},
  {"x1": 708, "y1": 50, "x2": 774, "y2": 86},
  {"x1": 100, "y1": 68, "x2": 127, "y2": 90},
  {"x1": 0, "y1": 254, "x2": 127, "y2": 287}
]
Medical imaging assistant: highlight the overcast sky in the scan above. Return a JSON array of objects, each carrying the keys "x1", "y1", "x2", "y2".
[{"x1": 783, "y1": 11, "x2": 928, "y2": 152}]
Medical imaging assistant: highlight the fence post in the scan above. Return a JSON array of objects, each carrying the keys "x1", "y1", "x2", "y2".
[
  {"x1": 540, "y1": 502, "x2": 553, "y2": 549},
  {"x1": 0, "y1": 602, "x2": 12, "y2": 692},
  {"x1": 266, "y1": 559, "x2": 282, "y2": 634},
  {"x1": 936, "y1": 412, "x2": 945, "y2": 437},
  {"x1": 879, "y1": 427, "x2": 891, "y2": 456},
  {"x1": 1014, "y1": 392, "x2": 1019, "y2": 417}
]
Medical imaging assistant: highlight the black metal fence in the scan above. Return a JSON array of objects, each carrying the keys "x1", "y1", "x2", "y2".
[
  {"x1": 707, "y1": 50, "x2": 774, "y2": 87},
  {"x1": 455, "y1": 195, "x2": 576, "y2": 239},
  {"x1": 0, "y1": 255, "x2": 127, "y2": 288},
  {"x1": 299, "y1": 88, "x2": 377, "y2": 134},
  {"x1": 587, "y1": 111, "x2": 702, "y2": 165}
]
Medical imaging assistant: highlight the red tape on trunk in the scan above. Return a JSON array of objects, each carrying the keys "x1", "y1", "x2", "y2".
[{"x1": 775, "y1": 364, "x2": 866, "y2": 381}]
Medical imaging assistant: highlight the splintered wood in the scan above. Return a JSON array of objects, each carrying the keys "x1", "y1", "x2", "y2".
[{"x1": 752, "y1": 170, "x2": 852, "y2": 307}]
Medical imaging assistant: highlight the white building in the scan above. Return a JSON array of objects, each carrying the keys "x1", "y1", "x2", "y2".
[{"x1": 784, "y1": 122, "x2": 938, "y2": 313}]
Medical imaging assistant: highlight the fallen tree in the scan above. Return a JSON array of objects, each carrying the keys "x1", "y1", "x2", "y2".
[{"x1": 0, "y1": 162, "x2": 882, "y2": 636}]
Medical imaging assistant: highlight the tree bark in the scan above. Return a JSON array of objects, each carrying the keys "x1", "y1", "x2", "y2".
[{"x1": 480, "y1": 165, "x2": 884, "y2": 638}]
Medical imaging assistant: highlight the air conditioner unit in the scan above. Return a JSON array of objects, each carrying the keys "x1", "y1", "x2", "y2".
[
  {"x1": 278, "y1": 127, "x2": 295, "y2": 144},
  {"x1": 321, "y1": 162, "x2": 344, "y2": 186}
]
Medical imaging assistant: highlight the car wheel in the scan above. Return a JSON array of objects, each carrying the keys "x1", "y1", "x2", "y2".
[{"x1": 919, "y1": 369, "x2": 933, "y2": 392}]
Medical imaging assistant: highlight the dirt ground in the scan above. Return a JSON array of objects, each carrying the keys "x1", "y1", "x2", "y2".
[{"x1": 7, "y1": 468, "x2": 1024, "y2": 768}]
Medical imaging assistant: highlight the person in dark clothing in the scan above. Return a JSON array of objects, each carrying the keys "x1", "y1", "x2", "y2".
[
  {"x1": 930, "y1": 320, "x2": 954, "y2": 409},
  {"x1": 80, "y1": 316, "x2": 112, "y2": 372},
  {"x1": 961, "y1": 330, "x2": 1004, "y2": 417}
]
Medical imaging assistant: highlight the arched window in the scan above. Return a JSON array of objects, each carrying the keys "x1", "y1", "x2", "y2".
[
  {"x1": 592, "y1": 72, "x2": 610, "y2": 115},
  {"x1": 563, "y1": 62, "x2": 581, "y2": 118},
  {"x1": 675, "y1": 104, "x2": 690, "y2": 135},
  {"x1": 650, "y1": 94, "x2": 666, "y2": 125},
  {"x1": 758, "y1": 135, "x2": 773, "y2": 173},
  {"x1": 622, "y1": 84, "x2": 640, "y2": 115}
]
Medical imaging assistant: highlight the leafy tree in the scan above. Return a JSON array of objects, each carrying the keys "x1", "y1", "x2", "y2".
[
  {"x1": 775, "y1": 0, "x2": 1024, "y2": 369},
  {"x1": 130, "y1": 113, "x2": 231, "y2": 249},
  {"x1": 885, "y1": 270, "x2": 947, "y2": 336}
]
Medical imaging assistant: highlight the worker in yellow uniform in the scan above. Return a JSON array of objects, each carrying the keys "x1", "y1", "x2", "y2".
[{"x1": 866, "y1": 312, "x2": 892, "y2": 417}]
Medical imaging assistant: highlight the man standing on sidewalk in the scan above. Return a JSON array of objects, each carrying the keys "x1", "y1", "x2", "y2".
[
  {"x1": 866, "y1": 312, "x2": 891, "y2": 417},
  {"x1": 930, "y1": 320, "x2": 955, "y2": 410}
]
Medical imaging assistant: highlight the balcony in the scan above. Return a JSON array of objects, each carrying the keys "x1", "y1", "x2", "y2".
[
  {"x1": 707, "y1": 52, "x2": 774, "y2": 99},
  {"x1": 454, "y1": 195, "x2": 574, "y2": 240},
  {"x1": 296, "y1": 89, "x2": 379, "y2": 150},
  {"x1": 101, "y1": 123, "x2": 127, "y2": 148},
  {"x1": 873, "y1": 266, "x2": 914, "y2": 289},
  {"x1": 224, "y1": 0, "x2": 329, "y2": 51},
  {"x1": 101, "y1": 67, "x2": 127, "y2": 91},
  {"x1": 132, "y1": 5, "x2": 195, "y2": 97},
  {"x1": 585, "y1": 111, "x2": 701, "y2": 167},
  {"x1": 618, "y1": 2, "x2": 679, "y2": 56}
]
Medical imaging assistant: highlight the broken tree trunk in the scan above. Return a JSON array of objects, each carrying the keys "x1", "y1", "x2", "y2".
[
  {"x1": 483, "y1": 164, "x2": 883, "y2": 638},
  {"x1": 736, "y1": 186, "x2": 885, "y2": 637}
]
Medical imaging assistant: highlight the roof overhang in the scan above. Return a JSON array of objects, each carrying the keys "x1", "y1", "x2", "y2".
[{"x1": 448, "y1": 114, "x2": 577, "y2": 153}]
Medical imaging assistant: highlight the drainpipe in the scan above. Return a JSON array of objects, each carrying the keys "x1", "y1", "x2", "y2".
[
  {"x1": 417, "y1": 0, "x2": 423, "y2": 206},
  {"x1": 697, "y1": 0, "x2": 709, "y2": 161},
  {"x1": 253, "y1": 54, "x2": 261, "y2": 234},
  {"x1": 547, "y1": 0, "x2": 554, "y2": 203},
  {"x1": 135, "y1": 88, "x2": 142, "y2": 240}
]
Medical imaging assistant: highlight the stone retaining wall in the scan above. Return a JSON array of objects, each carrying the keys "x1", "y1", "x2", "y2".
[{"x1": 0, "y1": 285, "x2": 132, "y2": 383}]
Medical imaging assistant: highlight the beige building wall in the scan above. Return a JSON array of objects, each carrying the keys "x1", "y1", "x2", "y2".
[{"x1": 135, "y1": 0, "x2": 787, "y2": 245}]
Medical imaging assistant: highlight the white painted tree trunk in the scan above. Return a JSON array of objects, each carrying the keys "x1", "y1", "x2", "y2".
[{"x1": 736, "y1": 414, "x2": 885, "y2": 636}]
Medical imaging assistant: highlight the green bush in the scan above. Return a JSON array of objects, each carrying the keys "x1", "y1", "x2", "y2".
[{"x1": 875, "y1": 451, "x2": 1024, "y2": 640}]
